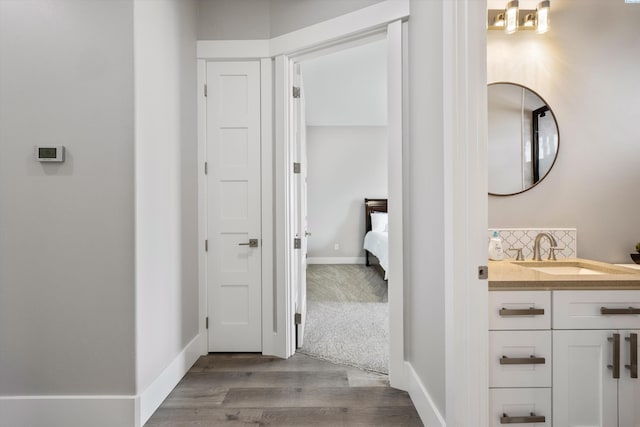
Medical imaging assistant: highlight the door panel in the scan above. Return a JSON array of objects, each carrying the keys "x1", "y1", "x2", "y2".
[
  {"x1": 207, "y1": 61, "x2": 262, "y2": 352},
  {"x1": 553, "y1": 330, "x2": 618, "y2": 427}
]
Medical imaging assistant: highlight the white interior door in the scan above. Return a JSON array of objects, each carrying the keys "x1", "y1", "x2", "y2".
[
  {"x1": 206, "y1": 61, "x2": 262, "y2": 352},
  {"x1": 293, "y1": 64, "x2": 308, "y2": 347}
]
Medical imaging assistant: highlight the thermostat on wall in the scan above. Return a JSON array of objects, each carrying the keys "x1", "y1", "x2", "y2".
[{"x1": 35, "y1": 146, "x2": 65, "y2": 162}]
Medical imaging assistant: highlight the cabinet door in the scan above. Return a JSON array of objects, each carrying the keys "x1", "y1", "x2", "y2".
[
  {"x1": 619, "y1": 330, "x2": 640, "y2": 427},
  {"x1": 553, "y1": 330, "x2": 618, "y2": 427}
]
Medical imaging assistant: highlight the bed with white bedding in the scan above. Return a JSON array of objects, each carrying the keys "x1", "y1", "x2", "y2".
[{"x1": 363, "y1": 198, "x2": 388, "y2": 280}]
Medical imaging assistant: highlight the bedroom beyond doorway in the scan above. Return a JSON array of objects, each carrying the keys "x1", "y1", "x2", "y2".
[{"x1": 299, "y1": 264, "x2": 389, "y2": 373}]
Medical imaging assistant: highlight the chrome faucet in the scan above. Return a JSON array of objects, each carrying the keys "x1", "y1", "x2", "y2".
[{"x1": 532, "y1": 232, "x2": 558, "y2": 261}]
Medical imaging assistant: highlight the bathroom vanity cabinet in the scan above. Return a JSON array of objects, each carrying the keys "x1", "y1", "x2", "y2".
[
  {"x1": 488, "y1": 261, "x2": 640, "y2": 427},
  {"x1": 552, "y1": 291, "x2": 640, "y2": 427}
]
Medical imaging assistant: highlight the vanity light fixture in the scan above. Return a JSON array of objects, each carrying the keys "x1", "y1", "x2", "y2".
[
  {"x1": 487, "y1": 0, "x2": 550, "y2": 34},
  {"x1": 505, "y1": 0, "x2": 519, "y2": 34},
  {"x1": 536, "y1": 0, "x2": 550, "y2": 34}
]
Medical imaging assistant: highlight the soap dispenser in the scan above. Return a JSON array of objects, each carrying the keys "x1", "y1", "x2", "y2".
[{"x1": 488, "y1": 230, "x2": 504, "y2": 261}]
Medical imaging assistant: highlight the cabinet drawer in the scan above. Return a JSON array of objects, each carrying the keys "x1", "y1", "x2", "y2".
[
  {"x1": 490, "y1": 388, "x2": 551, "y2": 427},
  {"x1": 489, "y1": 291, "x2": 551, "y2": 330},
  {"x1": 553, "y1": 290, "x2": 640, "y2": 330},
  {"x1": 490, "y1": 330, "x2": 551, "y2": 388}
]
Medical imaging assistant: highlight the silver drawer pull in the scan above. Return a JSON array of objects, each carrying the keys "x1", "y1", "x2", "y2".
[
  {"x1": 601, "y1": 307, "x2": 640, "y2": 315},
  {"x1": 501, "y1": 412, "x2": 545, "y2": 424},
  {"x1": 499, "y1": 307, "x2": 544, "y2": 316},
  {"x1": 500, "y1": 355, "x2": 545, "y2": 365}
]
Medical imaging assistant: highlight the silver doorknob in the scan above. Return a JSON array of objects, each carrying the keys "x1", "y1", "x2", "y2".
[{"x1": 305, "y1": 231, "x2": 312, "y2": 237}]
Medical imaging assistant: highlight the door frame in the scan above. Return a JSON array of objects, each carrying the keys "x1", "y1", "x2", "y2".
[{"x1": 196, "y1": 0, "x2": 411, "y2": 380}]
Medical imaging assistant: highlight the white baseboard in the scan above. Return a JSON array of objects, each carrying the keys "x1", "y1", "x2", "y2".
[
  {"x1": 0, "y1": 334, "x2": 204, "y2": 427},
  {"x1": 137, "y1": 333, "x2": 204, "y2": 426},
  {"x1": 405, "y1": 362, "x2": 446, "y2": 427},
  {"x1": 307, "y1": 257, "x2": 365, "y2": 265},
  {"x1": 0, "y1": 396, "x2": 135, "y2": 427}
]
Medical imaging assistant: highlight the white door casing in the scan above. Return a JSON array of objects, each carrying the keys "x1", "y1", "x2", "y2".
[
  {"x1": 206, "y1": 61, "x2": 262, "y2": 352},
  {"x1": 293, "y1": 65, "x2": 308, "y2": 348}
]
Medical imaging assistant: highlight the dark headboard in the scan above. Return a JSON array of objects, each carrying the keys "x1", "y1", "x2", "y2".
[{"x1": 364, "y1": 198, "x2": 388, "y2": 233}]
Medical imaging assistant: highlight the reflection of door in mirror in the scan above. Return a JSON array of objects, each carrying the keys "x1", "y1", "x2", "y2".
[{"x1": 488, "y1": 83, "x2": 559, "y2": 196}]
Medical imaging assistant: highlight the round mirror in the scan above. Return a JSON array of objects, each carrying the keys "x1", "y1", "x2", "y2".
[{"x1": 488, "y1": 82, "x2": 559, "y2": 196}]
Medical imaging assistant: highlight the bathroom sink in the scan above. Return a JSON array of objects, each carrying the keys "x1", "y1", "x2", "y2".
[
  {"x1": 527, "y1": 266, "x2": 606, "y2": 275},
  {"x1": 512, "y1": 260, "x2": 633, "y2": 276}
]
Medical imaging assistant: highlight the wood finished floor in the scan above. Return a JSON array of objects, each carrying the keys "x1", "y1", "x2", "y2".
[{"x1": 145, "y1": 353, "x2": 423, "y2": 427}]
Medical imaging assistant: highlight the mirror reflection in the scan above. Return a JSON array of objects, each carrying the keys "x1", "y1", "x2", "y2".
[{"x1": 488, "y1": 82, "x2": 559, "y2": 196}]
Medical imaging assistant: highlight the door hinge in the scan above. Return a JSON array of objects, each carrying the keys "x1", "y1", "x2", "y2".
[
  {"x1": 205, "y1": 239, "x2": 208, "y2": 252},
  {"x1": 205, "y1": 317, "x2": 209, "y2": 329},
  {"x1": 293, "y1": 86, "x2": 300, "y2": 98},
  {"x1": 294, "y1": 313, "x2": 302, "y2": 324},
  {"x1": 294, "y1": 238, "x2": 301, "y2": 249},
  {"x1": 478, "y1": 265, "x2": 488, "y2": 280},
  {"x1": 204, "y1": 84, "x2": 208, "y2": 97},
  {"x1": 293, "y1": 162, "x2": 301, "y2": 174},
  {"x1": 204, "y1": 162, "x2": 208, "y2": 175}
]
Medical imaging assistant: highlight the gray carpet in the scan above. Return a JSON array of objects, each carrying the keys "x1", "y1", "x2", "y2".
[{"x1": 299, "y1": 264, "x2": 389, "y2": 374}]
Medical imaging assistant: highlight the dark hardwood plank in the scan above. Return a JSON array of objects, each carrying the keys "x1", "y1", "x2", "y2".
[
  {"x1": 145, "y1": 407, "x2": 263, "y2": 426},
  {"x1": 190, "y1": 353, "x2": 348, "y2": 373},
  {"x1": 178, "y1": 370, "x2": 349, "y2": 389},
  {"x1": 221, "y1": 386, "x2": 414, "y2": 408},
  {"x1": 261, "y1": 406, "x2": 423, "y2": 427}
]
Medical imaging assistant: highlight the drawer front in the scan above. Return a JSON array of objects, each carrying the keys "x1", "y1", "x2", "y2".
[
  {"x1": 490, "y1": 330, "x2": 552, "y2": 388},
  {"x1": 490, "y1": 388, "x2": 551, "y2": 427},
  {"x1": 489, "y1": 291, "x2": 551, "y2": 330},
  {"x1": 553, "y1": 290, "x2": 640, "y2": 330}
]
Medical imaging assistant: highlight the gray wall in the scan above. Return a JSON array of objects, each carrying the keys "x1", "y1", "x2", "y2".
[
  {"x1": 406, "y1": 0, "x2": 446, "y2": 415},
  {"x1": 306, "y1": 126, "x2": 387, "y2": 259},
  {"x1": 197, "y1": 0, "x2": 270, "y2": 40},
  {"x1": 196, "y1": 0, "x2": 385, "y2": 40},
  {"x1": 0, "y1": 0, "x2": 136, "y2": 395},
  {"x1": 488, "y1": 0, "x2": 640, "y2": 263},
  {"x1": 269, "y1": 0, "x2": 385, "y2": 37},
  {"x1": 134, "y1": 0, "x2": 198, "y2": 393}
]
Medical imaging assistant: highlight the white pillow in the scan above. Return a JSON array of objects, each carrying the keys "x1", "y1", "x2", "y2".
[{"x1": 370, "y1": 212, "x2": 388, "y2": 232}]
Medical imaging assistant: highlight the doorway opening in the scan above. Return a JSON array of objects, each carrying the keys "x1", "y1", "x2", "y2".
[
  {"x1": 282, "y1": 21, "x2": 405, "y2": 387},
  {"x1": 294, "y1": 38, "x2": 390, "y2": 373}
]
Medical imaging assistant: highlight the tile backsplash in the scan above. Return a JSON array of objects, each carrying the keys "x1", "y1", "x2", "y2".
[{"x1": 488, "y1": 228, "x2": 577, "y2": 260}]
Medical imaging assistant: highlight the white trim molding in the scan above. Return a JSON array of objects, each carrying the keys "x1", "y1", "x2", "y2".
[
  {"x1": 406, "y1": 362, "x2": 446, "y2": 427},
  {"x1": 0, "y1": 335, "x2": 203, "y2": 427},
  {"x1": 307, "y1": 257, "x2": 365, "y2": 265},
  {"x1": 196, "y1": 0, "x2": 409, "y2": 60},
  {"x1": 136, "y1": 334, "x2": 203, "y2": 426},
  {"x1": 443, "y1": 0, "x2": 489, "y2": 426}
]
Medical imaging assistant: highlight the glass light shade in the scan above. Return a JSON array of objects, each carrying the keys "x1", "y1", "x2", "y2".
[
  {"x1": 505, "y1": 1, "x2": 519, "y2": 34},
  {"x1": 536, "y1": 1, "x2": 550, "y2": 34}
]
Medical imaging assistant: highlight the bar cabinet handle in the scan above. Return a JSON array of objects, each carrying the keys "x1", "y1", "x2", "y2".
[
  {"x1": 607, "y1": 333, "x2": 621, "y2": 379},
  {"x1": 601, "y1": 307, "x2": 640, "y2": 315},
  {"x1": 500, "y1": 412, "x2": 546, "y2": 424},
  {"x1": 499, "y1": 307, "x2": 544, "y2": 316},
  {"x1": 500, "y1": 355, "x2": 546, "y2": 365},
  {"x1": 625, "y1": 333, "x2": 638, "y2": 379}
]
